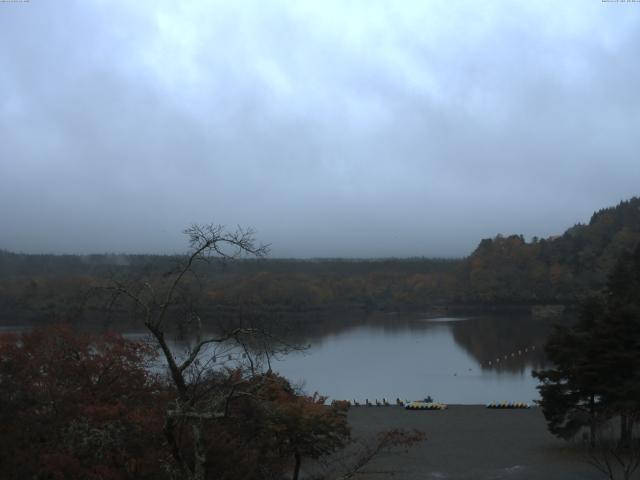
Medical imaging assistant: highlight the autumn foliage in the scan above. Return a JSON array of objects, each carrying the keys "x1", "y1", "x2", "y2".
[
  {"x1": 0, "y1": 327, "x2": 356, "y2": 480},
  {"x1": 0, "y1": 325, "x2": 167, "y2": 480}
]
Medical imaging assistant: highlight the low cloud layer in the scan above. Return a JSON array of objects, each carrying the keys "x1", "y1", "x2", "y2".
[{"x1": 1, "y1": 1, "x2": 639, "y2": 257}]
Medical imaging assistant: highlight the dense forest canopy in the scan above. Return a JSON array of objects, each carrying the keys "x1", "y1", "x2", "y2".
[
  {"x1": 1, "y1": 197, "x2": 639, "y2": 322},
  {"x1": 462, "y1": 197, "x2": 640, "y2": 303}
]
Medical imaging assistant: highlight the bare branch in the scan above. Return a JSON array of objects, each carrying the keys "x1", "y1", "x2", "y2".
[
  {"x1": 177, "y1": 327, "x2": 258, "y2": 373},
  {"x1": 101, "y1": 223, "x2": 272, "y2": 480},
  {"x1": 325, "y1": 429, "x2": 426, "y2": 480}
]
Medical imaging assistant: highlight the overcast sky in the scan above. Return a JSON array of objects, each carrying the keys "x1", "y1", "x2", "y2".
[{"x1": 1, "y1": 1, "x2": 639, "y2": 257}]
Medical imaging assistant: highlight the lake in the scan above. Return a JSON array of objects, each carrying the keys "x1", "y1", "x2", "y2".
[
  {"x1": 137, "y1": 311, "x2": 560, "y2": 405},
  {"x1": 268, "y1": 313, "x2": 556, "y2": 405},
  {"x1": 3, "y1": 312, "x2": 564, "y2": 405}
]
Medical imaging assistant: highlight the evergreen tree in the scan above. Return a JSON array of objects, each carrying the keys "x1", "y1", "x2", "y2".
[
  {"x1": 534, "y1": 243, "x2": 640, "y2": 445},
  {"x1": 533, "y1": 298, "x2": 605, "y2": 444},
  {"x1": 596, "y1": 245, "x2": 640, "y2": 446}
]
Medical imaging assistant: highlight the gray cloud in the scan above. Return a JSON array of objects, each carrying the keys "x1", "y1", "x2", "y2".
[{"x1": 1, "y1": 1, "x2": 639, "y2": 257}]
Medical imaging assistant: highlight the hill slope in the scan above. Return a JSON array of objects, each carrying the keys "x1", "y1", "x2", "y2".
[{"x1": 459, "y1": 197, "x2": 640, "y2": 303}]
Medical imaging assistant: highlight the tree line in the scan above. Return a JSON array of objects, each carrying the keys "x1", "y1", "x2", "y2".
[{"x1": 2, "y1": 198, "x2": 639, "y2": 320}]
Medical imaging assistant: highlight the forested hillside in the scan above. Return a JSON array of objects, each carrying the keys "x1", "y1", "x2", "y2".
[
  {"x1": 1, "y1": 197, "x2": 639, "y2": 322},
  {"x1": 461, "y1": 197, "x2": 640, "y2": 303}
]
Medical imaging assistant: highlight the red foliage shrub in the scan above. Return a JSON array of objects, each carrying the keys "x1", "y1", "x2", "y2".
[{"x1": 0, "y1": 324, "x2": 169, "y2": 480}]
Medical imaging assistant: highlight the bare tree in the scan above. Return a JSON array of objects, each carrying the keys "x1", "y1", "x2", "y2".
[
  {"x1": 102, "y1": 224, "x2": 424, "y2": 480},
  {"x1": 106, "y1": 224, "x2": 272, "y2": 480}
]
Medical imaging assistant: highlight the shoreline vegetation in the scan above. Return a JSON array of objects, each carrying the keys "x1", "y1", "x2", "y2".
[{"x1": 1, "y1": 197, "x2": 639, "y2": 326}]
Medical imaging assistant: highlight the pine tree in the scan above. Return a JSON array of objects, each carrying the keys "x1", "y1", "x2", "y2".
[
  {"x1": 533, "y1": 298, "x2": 605, "y2": 444},
  {"x1": 534, "y1": 243, "x2": 640, "y2": 445},
  {"x1": 595, "y1": 244, "x2": 640, "y2": 446}
]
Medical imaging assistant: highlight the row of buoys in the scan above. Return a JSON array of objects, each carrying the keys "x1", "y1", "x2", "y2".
[
  {"x1": 405, "y1": 401, "x2": 448, "y2": 410},
  {"x1": 487, "y1": 401, "x2": 530, "y2": 409},
  {"x1": 485, "y1": 345, "x2": 536, "y2": 367}
]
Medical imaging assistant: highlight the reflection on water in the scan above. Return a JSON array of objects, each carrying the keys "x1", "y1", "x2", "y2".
[
  {"x1": 269, "y1": 312, "x2": 564, "y2": 405},
  {"x1": 2, "y1": 312, "x2": 568, "y2": 405}
]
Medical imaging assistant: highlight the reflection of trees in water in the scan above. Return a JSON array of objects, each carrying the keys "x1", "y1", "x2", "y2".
[
  {"x1": 244, "y1": 311, "x2": 568, "y2": 378},
  {"x1": 449, "y1": 315, "x2": 570, "y2": 373},
  {"x1": 266, "y1": 311, "x2": 382, "y2": 346},
  {"x1": 14, "y1": 307, "x2": 574, "y2": 377},
  {"x1": 186, "y1": 311, "x2": 568, "y2": 376}
]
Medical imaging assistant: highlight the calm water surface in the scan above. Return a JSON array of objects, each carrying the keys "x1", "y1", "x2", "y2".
[
  {"x1": 3, "y1": 312, "x2": 562, "y2": 405},
  {"x1": 268, "y1": 314, "x2": 554, "y2": 405}
]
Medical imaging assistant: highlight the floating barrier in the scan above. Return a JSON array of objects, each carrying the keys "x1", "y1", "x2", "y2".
[
  {"x1": 405, "y1": 401, "x2": 448, "y2": 411},
  {"x1": 486, "y1": 401, "x2": 530, "y2": 409},
  {"x1": 483, "y1": 345, "x2": 539, "y2": 368}
]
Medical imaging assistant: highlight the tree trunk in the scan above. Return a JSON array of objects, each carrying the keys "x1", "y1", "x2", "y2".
[
  {"x1": 589, "y1": 394, "x2": 596, "y2": 448},
  {"x1": 192, "y1": 420, "x2": 207, "y2": 480},
  {"x1": 293, "y1": 452, "x2": 302, "y2": 480},
  {"x1": 620, "y1": 413, "x2": 631, "y2": 449},
  {"x1": 147, "y1": 324, "x2": 188, "y2": 396},
  {"x1": 164, "y1": 415, "x2": 189, "y2": 475}
]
